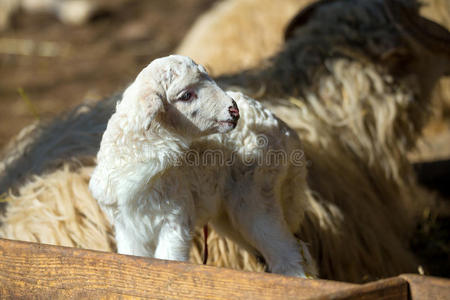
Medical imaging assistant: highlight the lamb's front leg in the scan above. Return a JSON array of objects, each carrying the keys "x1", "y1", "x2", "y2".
[
  {"x1": 154, "y1": 214, "x2": 194, "y2": 261},
  {"x1": 115, "y1": 221, "x2": 153, "y2": 257}
]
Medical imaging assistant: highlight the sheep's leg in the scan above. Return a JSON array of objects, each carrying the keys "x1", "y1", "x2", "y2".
[
  {"x1": 227, "y1": 194, "x2": 307, "y2": 277},
  {"x1": 211, "y1": 211, "x2": 258, "y2": 255},
  {"x1": 239, "y1": 211, "x2": 306, "y2": 277},
  {"x1": 153, "y1": 216, "x2": 193, "y2": 262},
  {"x1": 115, "y1": 223, "x2": 153, "y2": 257}
]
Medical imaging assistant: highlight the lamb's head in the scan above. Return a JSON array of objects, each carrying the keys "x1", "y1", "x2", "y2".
[{"x1": 120, "y1": 55, "x2": 239, "y2": 140}]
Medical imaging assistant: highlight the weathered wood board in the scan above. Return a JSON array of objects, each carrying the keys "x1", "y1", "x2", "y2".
[
  {"x1": 401, "y1": 274, "x2": 450, "y2": 300},
  {"x1": 0, "y1": 238, "x2": 448, "y2": 299},
  {"x1": 0, "y1": 238, "x2": 355, "y2": 299}
]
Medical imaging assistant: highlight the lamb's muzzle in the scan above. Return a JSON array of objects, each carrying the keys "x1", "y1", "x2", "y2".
[
  {"x1": 228, "y1": 100, "x2": 240, "y2": 119},
  {"x1": 223, "y1": 99, "x2": 239, "y2": 128}
]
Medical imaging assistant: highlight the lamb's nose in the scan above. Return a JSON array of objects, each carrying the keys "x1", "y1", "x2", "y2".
[{"x1": 229, "y1": 101, "x2": 239, "y2": 120}]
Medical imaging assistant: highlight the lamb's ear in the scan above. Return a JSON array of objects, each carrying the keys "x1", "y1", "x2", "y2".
[
  {"x1": 140, "y1": 91, "x2": 165, "y2": 131},
  {"x1": 198, "y1": 64, "x2": 209, "y2": 75}
]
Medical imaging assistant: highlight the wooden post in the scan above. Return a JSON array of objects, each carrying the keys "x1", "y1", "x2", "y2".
[{"x1": 400, "y1": 274, "x2": 450, "y2": 300}]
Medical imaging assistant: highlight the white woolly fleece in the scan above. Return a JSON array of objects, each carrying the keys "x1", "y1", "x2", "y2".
[{"x1": 89, "y1": 55, "x2": 317, "y2": 277}]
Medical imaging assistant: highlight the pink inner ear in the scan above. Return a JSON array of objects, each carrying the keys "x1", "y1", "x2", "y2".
[{"x1": 139, "y1": 87, "x2": 164, "y2": 131}]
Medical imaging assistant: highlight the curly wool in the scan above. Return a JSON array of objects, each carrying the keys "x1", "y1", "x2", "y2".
[{"x1": 0, "y1": 163, "x2": 266, "y2": 271}]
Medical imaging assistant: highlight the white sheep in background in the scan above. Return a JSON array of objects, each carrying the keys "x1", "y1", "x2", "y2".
[
  {"x1": 176, "y1": 0, "x2": 316, "y2": 76},
  {"x1": 0, "y1": 0, "x2": 98, "y2": 30},
  {"x1": 90, "y1": 55, "x2": 317, "y2": 277},
  {"x1": 1, "y1": 0, "x2": 449, "y2": 282}
]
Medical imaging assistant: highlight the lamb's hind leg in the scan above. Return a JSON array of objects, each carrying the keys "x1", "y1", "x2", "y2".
[{"x1": 226, "y1": 193, "x2": 308, "y2": 277}]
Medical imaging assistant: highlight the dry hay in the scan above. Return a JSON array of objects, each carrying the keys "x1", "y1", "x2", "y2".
[{"x1": 1, "y1": 0, "x2": 450, "y2": 283}]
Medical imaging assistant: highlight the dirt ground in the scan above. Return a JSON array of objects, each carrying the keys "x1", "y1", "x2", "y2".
[{"x1": 0, "y1": 0, "x2": 217, "y2": 147}]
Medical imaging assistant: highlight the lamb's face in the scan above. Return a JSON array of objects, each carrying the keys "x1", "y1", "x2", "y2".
[{"x1": 133, "y1": 55, "x2": 239, "y2": 139}]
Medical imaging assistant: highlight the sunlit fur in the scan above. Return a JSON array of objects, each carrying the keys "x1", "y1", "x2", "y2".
[{"x1": 89, "y1": 55, "x2": 317, "y2": 277}]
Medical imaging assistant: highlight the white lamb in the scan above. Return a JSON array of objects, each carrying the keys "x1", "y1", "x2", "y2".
[{"x1": 89, "y1": 55, "x2": 317, "y2": 277}]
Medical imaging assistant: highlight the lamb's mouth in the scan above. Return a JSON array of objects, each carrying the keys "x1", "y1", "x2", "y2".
[{"x1": 218, "y1": 120, "x2": 238, "y2": 129}]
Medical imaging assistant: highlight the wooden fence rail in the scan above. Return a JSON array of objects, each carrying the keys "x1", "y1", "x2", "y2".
[{"x1": 0, "y1": 238, "x2": 448, "y2": 299}]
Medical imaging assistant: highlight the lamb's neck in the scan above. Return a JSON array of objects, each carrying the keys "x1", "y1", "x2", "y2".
[
  {"x1": 99, "y1": 128, "x2": 191, "y2": 205},
  {"x1": 131, "y1": 127, "x2": 190, "y2": 168}
]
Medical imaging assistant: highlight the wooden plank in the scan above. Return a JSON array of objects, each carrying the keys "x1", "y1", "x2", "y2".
[
  {"x1": 0, "y1": 238, "x2": 356, "y2": 299},
  {"x1": 317, "y1": 277, "x2": 408, "y2": 300},
  {"x1": 400, "y1": 274, "x2": 450, "y2": 300}
]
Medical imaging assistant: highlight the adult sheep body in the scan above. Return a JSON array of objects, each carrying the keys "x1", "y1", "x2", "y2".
[{"x1": 1, "y1": 0, "x2": 449, "y2": 282}]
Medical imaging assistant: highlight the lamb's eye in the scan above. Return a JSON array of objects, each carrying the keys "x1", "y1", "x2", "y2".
[{"x1": 179, "y1": 91, "x2": 193, "y2": 102}]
